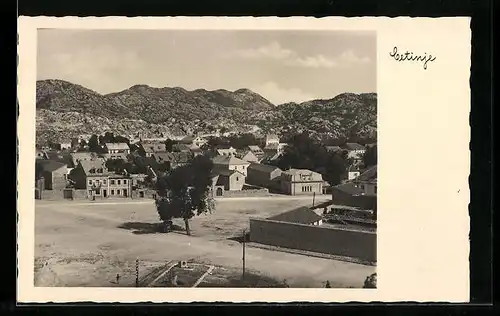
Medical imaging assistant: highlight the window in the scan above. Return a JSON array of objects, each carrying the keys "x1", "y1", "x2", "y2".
[
  {"x1": 117, "y1": 180, "x2": 121, "y2": 185},
  {"x1": 110, "y1": 180, "x2": 115, "y2": 185},
  {"x1": 103, "y1": 179, "x2": 107, "y2": 185},
  {"x1": 361, "y1": 184, "x2": 365, "y2": 190},
  {"x1": 88, "y1": 180, "x2": 92, "y2": 185},
  {"x1": 111, "y1": 189, "x2": 115, "y2": 195},
  {"x1": 123, "y1": 179, "x2": 127, "y2": 184},
  {"x1": 236, "y1": 176, "x2": 239, "y2": 181},
  {"x1": 117, "y1": 189, "x2": 121, "y2": 195}
]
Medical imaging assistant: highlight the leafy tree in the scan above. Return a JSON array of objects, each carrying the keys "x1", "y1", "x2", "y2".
[
  {"x1": 102, "y1": 132, "x2": 115, "y2": 144},
  {"x1": 228, "y1": 133, "x2": 259, "y2": 149},
  {"x1": 79, "y1": 139, "x2": 87, "y2": 150},
  {"x1": 325, "y1": 281, "x2": 331, "y2": 288},
  {"x1": 71, "y1": 138, "x2": 80, "y2": 148},
  {"x1": 273, "y1": 132, "x2": 348, "y2": 187},
  {"x1": 114, "y1": 135, "x2": 130, "y2": 144},
  {"x1": 155, "y1": 155, "x2": 215, "y2": 235},
  {"x1": 88, "y1": 134, "x2": 100, "y2": 152},
  {"x1": 363, "y1": 145, "x2": 377, "y2": 168},
  {"x1": 35, "y1": 162, "x2": 43, "y2": 180},
  {"x1": 164, "y1": 138, "x2": 177, "y2": 152},
  {"x1": 363, "y1": 273, "x2": 377, "y2": 288}
]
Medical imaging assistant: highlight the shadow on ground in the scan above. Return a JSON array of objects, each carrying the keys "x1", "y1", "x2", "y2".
[{"x1": 118, "y1": 222, "x2": 185, "y2": 235}]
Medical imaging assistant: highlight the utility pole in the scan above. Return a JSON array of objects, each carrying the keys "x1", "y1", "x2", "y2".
[
  {"x1": 242, "y1": 230, "x2": 246, "y2": 280},
  {"x1": 135, "y1": 259, "x2": 139, "y2": 287},
  {"x1": 312, "y1": 192, "x2": 316, "y2": 208}
]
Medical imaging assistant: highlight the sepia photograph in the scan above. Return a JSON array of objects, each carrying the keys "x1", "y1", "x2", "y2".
[{"x1": 33, "y1": 28, "x2": 378, "y2": 289}]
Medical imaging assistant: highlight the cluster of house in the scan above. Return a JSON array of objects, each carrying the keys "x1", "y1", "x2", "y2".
[{"x1": 35, "y1": 132, "x2": 375, "y2": 201}]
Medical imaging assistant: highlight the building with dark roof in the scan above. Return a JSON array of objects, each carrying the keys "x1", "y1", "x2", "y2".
[
  {"x1": 212, "y1": 155, "x2": 250, "y2": 177},
  {"x1": 246, "y1": 163, "x2": 282, "y2": 190},
  {"x1": 214, "y1": 169, "x2": 245, "y2": 191},
  {"x1": 280, "y1": 168, "x2": 324, "y2": 196},
  {"x1": 268, "y1": 206, "x2": 323, "y2": 226},
  {"x1": 36, "y1": 160, "x2": 68, "y2": 190}
]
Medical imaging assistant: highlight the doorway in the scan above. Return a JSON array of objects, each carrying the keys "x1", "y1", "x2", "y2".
[
  {"x1": 216, "y1": 187, "x2": 223, "y2": 196},
  {"x1": 123, "y1": 189, "x2": 128, "y2": 197},
  {"x1": 103, "y1": 189, "x2": 107, "y2": 198}
]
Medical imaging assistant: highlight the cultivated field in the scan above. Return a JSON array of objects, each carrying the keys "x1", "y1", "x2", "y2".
[{"x1": 34, "y1": 195, "x2": 375, "y2": 288}]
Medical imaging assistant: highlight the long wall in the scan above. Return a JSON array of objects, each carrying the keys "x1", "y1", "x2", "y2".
[{"x1": 249, "y1": 218, "x2": 376, "y2": 263}]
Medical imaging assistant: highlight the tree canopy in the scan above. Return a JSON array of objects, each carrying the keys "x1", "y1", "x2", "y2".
[
  {"x1": 155, "y1": 155, "x2": 215, "y2": 235},
  {"x1": 363, "y1": 145, "x2": 377, "y2": 168},
  {"x1": 272, "y1": 132, "x2": 348, "y2": 186}
]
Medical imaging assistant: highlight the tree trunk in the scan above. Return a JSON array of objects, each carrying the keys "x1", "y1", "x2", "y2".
[{"x1": 184, "y1": 218, "x2": 191, "y2": 236}]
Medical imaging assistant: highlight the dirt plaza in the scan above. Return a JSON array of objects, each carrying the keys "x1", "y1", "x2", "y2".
[{"x1": 35, "y1": 196, "x2": 375, "y2": 288}]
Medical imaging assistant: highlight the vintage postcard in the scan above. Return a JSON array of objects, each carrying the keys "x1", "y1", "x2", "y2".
[{"x1": 17, "y1": 17, "x2": 470, "y2": 303}]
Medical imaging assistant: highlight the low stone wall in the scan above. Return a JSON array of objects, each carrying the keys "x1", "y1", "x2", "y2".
[
  {"x1": 250, "y1": 218, "x2": 376, "y2": 263},
  {"x1": 222, "y1": 187, "x2": 271, "y2": 198},
  {"x1": 37, "y1": 189, "x2": 65, "y2": 201}
]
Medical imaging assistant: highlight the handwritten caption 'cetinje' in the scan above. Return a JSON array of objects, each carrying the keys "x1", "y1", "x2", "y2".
[{"x1": 389, "y1": 46, "x2": 436, "y2": 70}]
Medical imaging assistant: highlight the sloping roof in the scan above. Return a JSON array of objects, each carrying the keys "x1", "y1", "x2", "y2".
[
  {"x1": 37, "y1": 160, "x2": 67, "y2": 172},
  {"x1": 268, "y1": 206, "x2": 323, "y2": 225},
  {"x1": 248, "y1": 145, "x2": 264, "y2": 153},
  {"x1": 180, "y1": 135, "x2": 195, "y2": 143},
  {"x1": 79, "y1": 159, "x2": 108, "y2": 175},
  {"x1": 356, "y1": 165, "x2": 377, "y2": 182},
  {"x1": 212, "y1": 155, "x2": 250, "y2": 165},
  {"x1": 105, "y1": 143, "x2": 130, "y2": 151},
  {"x1": 345, "y1": 143, "x2": 366, "y2": 151},
  {"x1": 171, "y1": 152, "x2": 192, "y2": 163},
  {"x1": 216, "y1": 169, "x2": 245, "y2": 177},
  {"x1": 266, "y1": 134, "x2": 279, "y2": 140},
  {"x1": 153, "y1": 152, "x2": 175, "y2": 163},
  {"x1": 333, "y1": 183, "x2": 364, "y2": 195},
  {"x1": 45, "y1": 151, "x2": 74, "y2": 168},
  {"x1": 264, "y1": 143, "x2": 279, "y2": 150},
  {"x1": 325, "y1": 146, "x2": 342, "y2": 152},
  {"x1": 248, "y1": 162, "x2": 281, "y2": 174},
  {"x1": 172, "y1": 144, "x2": 192, "y2": 152}
]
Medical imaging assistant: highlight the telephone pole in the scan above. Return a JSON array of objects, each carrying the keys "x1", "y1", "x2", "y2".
[
  {"x1": 312, "y1": 192, "x2": 316, "y2": 207},
  {"x1": 242, "y1": 230, "x2": 246, "y2": 280},
  {"x1": 135, "y1": 259, "x2": 139, "y2": 287}
]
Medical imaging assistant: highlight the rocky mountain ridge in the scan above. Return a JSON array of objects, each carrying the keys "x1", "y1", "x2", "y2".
[{"x1": 35, "y1": 79, "x2": 377, "y2": 143}]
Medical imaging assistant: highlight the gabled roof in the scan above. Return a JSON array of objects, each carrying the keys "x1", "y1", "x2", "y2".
[
  {"x1": 152, "y1": 152, "x2": 175, "y2": 163},
  {"x1": 333, "y1": 182, "x2": 364, "y2": 195},
  {"x1": 248, "y1": 162, "x2": 282, "y2": 174},
  {"x1": 325, "y1": 145, "x2": 342, "y2": 152},
  {"x1": 216, "y1": 169, "x2": 245, "y2": 177},
  {"x1": 212, "y1": 155, "x2": 250, "y2": 165},
  {"x1": 45, "y1": 151, "x2": 74, "y2": 168},
  {"x1": 79, "y1": 159, "x2": 108, "y2": 175},
  {"x1": 172, "y1": 144, "x2": 192, "y2": 152},
  {"x1": 179, "y1": 135, "x2": 195, "y2": 144},
  {"x1": 248, "y1": 145, "x2": 264, "y2": 153},
  {"x1": 345, "y1": 143, "x2": 366, "y2": 151},
  {"x1": 105, "y1": 143, "x2": 130, "y2": 151},
  {"x1": 268, "y1": 206, "x2": 322, "y2": 225},
  {"x1": 37, "y1": 160, "x2": 67, "y2": 172},
  {"x1": 355, "y1": 165, "x2": 377, "y2": 182}
]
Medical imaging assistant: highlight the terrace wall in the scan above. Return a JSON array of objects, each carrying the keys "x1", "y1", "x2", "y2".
[{"x1": 249, "y1": 218, "x2": 376, "y2": 263}]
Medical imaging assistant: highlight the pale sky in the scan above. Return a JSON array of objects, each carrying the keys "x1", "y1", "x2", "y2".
[{"x1": 37, "y1": 29, "x2": 376, "y2": 105}]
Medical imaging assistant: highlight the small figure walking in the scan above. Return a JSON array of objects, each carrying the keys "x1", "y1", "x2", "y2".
[
  {"x1": 116, "y1": 273, "x2": 120, "y2": 284},
  {"x1": 325, "y1": 280, "x2": 331, "y2": 288}
]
